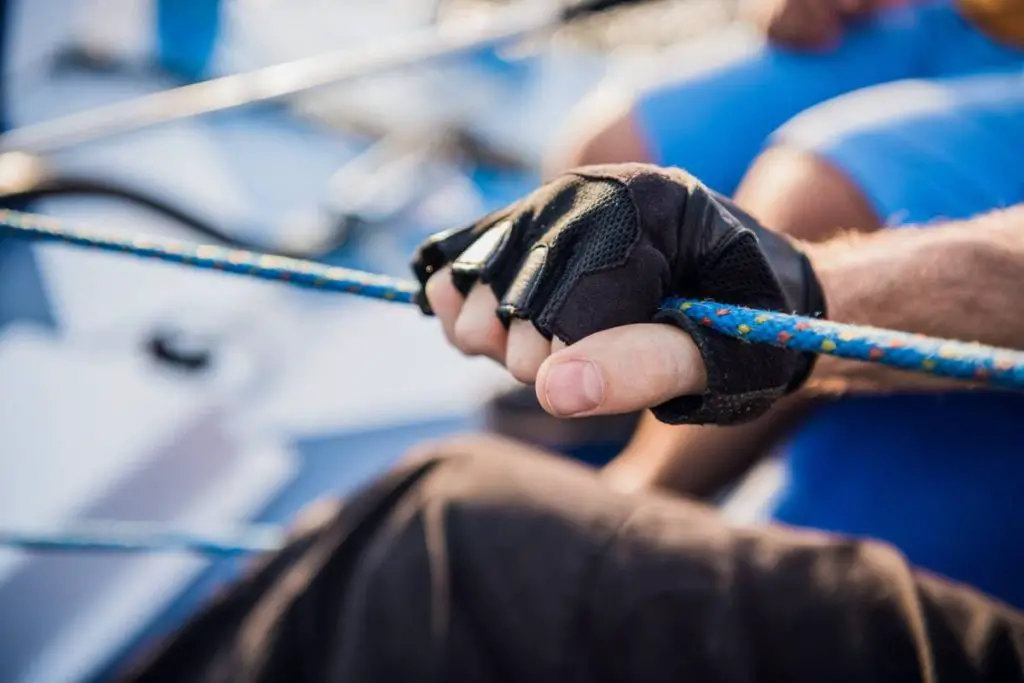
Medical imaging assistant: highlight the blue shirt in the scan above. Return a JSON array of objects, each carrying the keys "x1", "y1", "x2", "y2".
[{"x1": 773, "y1": 391, "x2": 1024, "y2": 609}]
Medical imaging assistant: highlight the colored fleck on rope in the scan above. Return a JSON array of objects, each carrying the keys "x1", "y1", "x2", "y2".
[
  {"x1": 0, "y1": 520, "x2": 285, "y2": 556},
  {"x1": 4, "y1": 208, "x2": 1024, "y2": 390}
]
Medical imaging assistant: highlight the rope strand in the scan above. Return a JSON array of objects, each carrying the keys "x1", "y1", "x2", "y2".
[{"x1": 4, "y1": 208, "x2": 1024, "y2": 389}]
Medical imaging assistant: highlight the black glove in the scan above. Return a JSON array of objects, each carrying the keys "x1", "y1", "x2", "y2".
[{"x1": 411, "y1": 163, "x2": 826, "y2": 425}]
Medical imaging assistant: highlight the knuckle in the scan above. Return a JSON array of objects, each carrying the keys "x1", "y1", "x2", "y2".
[
  {"x1": 425, "y1": 271, "x2": 461, "y2": 316},
  {"x1": 506, "y1": 351, "x2": 542, "y2": 384},
  {"x1": 454, "y1": 313, "x2": 504, "y2": 356},
  {"x1": 439, "y1": 320, "x2": 461, "y2": 350},
  {"x1": 451, "y1": 336, "x2": 483, "y2": 357},
  {"x1": 504, "y1": 322, "x2": 549, "y2": 384},
  {"x1": 449, "y1": 325, "x2": 480, "y2": 356}
]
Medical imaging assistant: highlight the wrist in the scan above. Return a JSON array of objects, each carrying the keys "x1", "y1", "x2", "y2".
[
  {"x1": 783, "y1": 247, "x2": 827, "y2": 392},
  {"x1": 802, "y1": 236, "x2": 851, "y2": 324},
  {"x1": 795, "y1": 222, "x2": 1002, "y2": 393}
]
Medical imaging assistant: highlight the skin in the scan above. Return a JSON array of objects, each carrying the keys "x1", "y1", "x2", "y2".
[{"x1": 425, "y1": 270, "x2": 707, "y2": 419}]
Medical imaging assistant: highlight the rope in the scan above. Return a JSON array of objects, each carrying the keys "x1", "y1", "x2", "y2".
[
  {"x1": 0, "y1": 520, "x2": 285, "y2": 556},
  {"x1": 4, "y1": 208, "x2": 1024, "y2": 388},
  {"x1": 665, "y1": 300, "x2": 1024, "y2": 390},
  {"x1": 0, "y1": 209, "x2": 419, "y2": 303},
  {"x1": 3, "y1": 206, "x2": 1024, "y2": 557}
]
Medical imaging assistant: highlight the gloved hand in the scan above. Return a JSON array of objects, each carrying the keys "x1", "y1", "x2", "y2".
[{"x1": 412, "y1": 163, "x2": 826, "y2": 425}]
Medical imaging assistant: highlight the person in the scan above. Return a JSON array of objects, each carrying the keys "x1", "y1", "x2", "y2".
[
  {"x1": 535, "y1": 0, "x2": 1024, "y2": 610},
  {"x1": 113, "y1": 165, "x2": 1024, "y2": 683}
]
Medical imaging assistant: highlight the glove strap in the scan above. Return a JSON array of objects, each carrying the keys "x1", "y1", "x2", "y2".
[{"x1": 649, "y1": 308, "x2": 795, "y2": 425}]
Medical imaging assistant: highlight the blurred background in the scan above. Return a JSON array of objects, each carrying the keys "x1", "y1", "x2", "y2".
[{"x1": 0, "y1": 1, "x2": 759, "y2": 681}]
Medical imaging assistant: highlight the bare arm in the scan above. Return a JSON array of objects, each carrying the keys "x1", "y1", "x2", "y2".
[
  {"x1": 805, "y1": 205, "x2": 1024, "y2": 392},
  {"x1": 602, "y1": 396, "x2": 809, "y2": 496}
]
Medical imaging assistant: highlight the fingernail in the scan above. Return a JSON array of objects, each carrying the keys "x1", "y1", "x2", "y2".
[{"x1": 544, "y1": 360, "x2": 604, "y2": 416}]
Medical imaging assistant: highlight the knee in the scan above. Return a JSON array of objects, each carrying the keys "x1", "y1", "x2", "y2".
[
  {"x1": 544, "y1": 84, "x2": 655, "y2": 179},
  {"x1": 734, "y1": 146, "x2": 881, "y2": 241},
  {"x1": 398, "y1": 433, "x2": 619, "y2": 511}
]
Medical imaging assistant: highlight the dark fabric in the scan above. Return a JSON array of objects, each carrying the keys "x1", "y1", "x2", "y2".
[
  {"x1": 115, "y1": 443, "x2": 1024, "y2": 683},
  {"x1": 410, "y1": 163, "x2": 826, "y2": 425}
]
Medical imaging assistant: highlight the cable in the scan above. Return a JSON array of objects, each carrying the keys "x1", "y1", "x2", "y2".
[{"x1": 0, "y1": 174, "x2": 351, "y2": 259}]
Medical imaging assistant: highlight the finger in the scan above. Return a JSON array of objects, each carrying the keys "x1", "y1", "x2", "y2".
[
  {"x1": 551, "y1": 337, "x2": 567, "y2": 354},
  {"x1": 453, "y1": 283, "x2": 506, "y2": 360},
  {"x1": 504, "y1": 319, "x2": 552, "y2": 384},
  {"x1": 535, "y1": 323, "x2": 706, "y2": 418},
  {"x1": 425, "y1": 266, "x2": 464, "y2": 346}
]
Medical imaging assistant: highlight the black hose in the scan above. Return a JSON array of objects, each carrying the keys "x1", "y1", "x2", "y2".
[{"x1": 0, "y1": 175, "x2": 350, "y2": 259}]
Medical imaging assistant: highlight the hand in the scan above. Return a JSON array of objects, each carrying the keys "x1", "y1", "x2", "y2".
[
  {"x1": 426, "y1": 279, "x2": 709, "y2": 419},
  {"x1": 411, "y1": 164, "x2": 826, "y2": 425},
  {"x1": 745, "y1": 0, "x2": 882, "y2": 51}
]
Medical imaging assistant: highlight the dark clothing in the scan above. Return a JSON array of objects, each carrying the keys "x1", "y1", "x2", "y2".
[{"x1": 116, "y1": 440, "x2": 1024, "y2": 683}]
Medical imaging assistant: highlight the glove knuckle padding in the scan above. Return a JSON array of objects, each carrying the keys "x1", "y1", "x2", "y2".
[{"x1": 498, "y1": 177, "x2": 669, "y2": 342}]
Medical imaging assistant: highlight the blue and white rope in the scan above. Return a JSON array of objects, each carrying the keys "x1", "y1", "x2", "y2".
[
  {"x1": 3, "y1": 206, "x2": 1024, "y2": 557},
  {"x1": 0, "y1": 210, "x2": 419, "y2": 303},
  {"x1": 5, "y1": 208, "x2": 1022, "y2": 388},
  {"x1": 664, "y1": 299, "x2": 1024, "y2": 390}
]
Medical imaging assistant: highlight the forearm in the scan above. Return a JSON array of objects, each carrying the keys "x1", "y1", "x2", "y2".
[
  {"x1": 804, "y1": 205, "x2": 1024, "y2": 393},
  {"x1": 603, "y1": 395, "x2": 810, "y2": 498}
]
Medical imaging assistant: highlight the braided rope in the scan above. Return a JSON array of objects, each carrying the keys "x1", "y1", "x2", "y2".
[
  {"x1": 0, "y1": 210, "x2": 419, "y2": 303},
  {"x1": 3, "y1": 207, "x2": 1024, "y2": 557},
  {"x1": 664, "y1": 299, "x2": 1024, "y2": 390},
  {"x1": 4, "y1": 208, "x2": 1023, "y2": 388}
]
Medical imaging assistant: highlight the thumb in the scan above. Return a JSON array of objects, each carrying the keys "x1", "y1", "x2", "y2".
[{"x1": 535, "y1": 323, "x2": 707, "y2": 418}]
